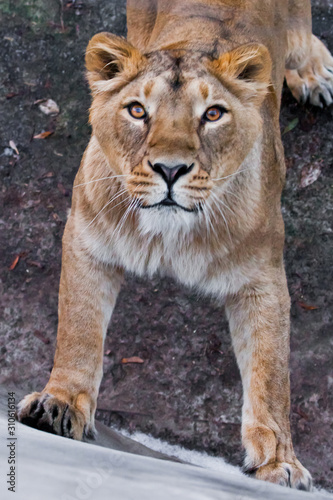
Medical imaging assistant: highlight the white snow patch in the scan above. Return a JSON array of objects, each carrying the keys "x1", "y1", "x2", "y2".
[
  {"x1": 116, "y1": 428, "x2": 244, "y2": 477},
  {"x1": 115, "y1": 429, "x2": 333, "y2": 495}
]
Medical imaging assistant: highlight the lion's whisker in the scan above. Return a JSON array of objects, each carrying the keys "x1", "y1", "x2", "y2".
[
  {"x1": 110, "y1": 193, "x2": 132, "y2": 211},
  {"x1": 211, "y1": 166, "x2": 256, "y2": 182},
  {"x1": 74, "y1": 175, "x2": 127, "y2": 188},
  {"x1": 113, "y1": 198, "x2": 136, "y2": 240},
  {"x1": 103, "y1": 196, "x2": 131, "y2": 224},
  {"x1": 202, "y1": 199, "x2": 216, "y2": 237},
  {"x1": 196, "y1": 190, "x2": 215, "y2": 237},
  {"x1": 223, "y1": 188, "x2": 243, "y2": 204},
  {"x1": 209, "y1": 192, "x2": 232, "y2": 243},
  {"x1": 77, "y1": 199, "x2": 116, "y2": 240},
  {"x1": 77, "y1": 188, "x2": 129, "y2": 239},
  {"x1": 116, "y1": 201, "x2": 135, "y2": 236},
  {"x1": 111, "y1": 185, "x2": 143, "y2": 240},
  {"x1": 211, "y1": 190, "x2": 236, "y2": 218}
]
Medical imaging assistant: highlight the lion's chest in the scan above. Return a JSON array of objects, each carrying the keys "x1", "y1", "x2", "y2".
[{"x1": 88, "y1": 226, "x2": 250, "y2": 299}]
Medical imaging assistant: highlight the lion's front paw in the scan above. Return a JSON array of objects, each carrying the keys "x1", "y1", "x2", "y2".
[
  {"x1": 242, "y1": 424, "x2": 312, "y2": 491},
  {"x1": 17, "y1": 392, "x2": 94, "y2": 440},
  {"x1": 253, "y1": 461, "x2": 312, "y2": 491},
  {"x1": 285, "y1": 35, "x2": 333, "y2": 107}
]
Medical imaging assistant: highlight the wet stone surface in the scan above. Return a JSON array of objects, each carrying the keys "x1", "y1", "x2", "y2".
[{"x1": 0, "y1": 0, "x2": 332, "y2": 491}]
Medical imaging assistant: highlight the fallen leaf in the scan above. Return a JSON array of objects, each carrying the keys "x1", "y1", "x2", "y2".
[
  {"x1": 33, "y1": 130, "x2": 54, "y2": 139},
  {"x1": 300, "y1": 162, "x2": 322, "y2": 188},
  {"x1": 39, "y1": 99, "x2": 60, "y2": 116},
  {"x1": 34, "y1": 98, "x2": 45, "y2": 105},
  {"x1": 33, "y1": 330, "x2": 50, "y2": 344},
  {"x1": 52, "y1": 213, "x2": 61, "y2": 222},
  {"x1": 40, "y1": 171, "x2": 55, "y2": 179},
  {"x1": 104, "y1": 349, "x2": 112, "y2": 356},
  {"x1": 57, "y1": 183, "x2": 70, "y2": 196},
  {"x1": 282, "y1": 118, "x2": 299, "y2": 135},
  {"x1": 6, "y1": 92, "x2": 20, "y2": 99},
  {"x1": 26, "y1": 260, "x2": 44, "y2": 269},
  {"x1": 297, "y1": 301, "x2": 319, "y2": 311},
  {"x1": 9, "y1": 255, "x2": 20, "y2": 270},
  {"x1": 121, "y1": 356, "x2": 144, "y2": 364},
  {"x1": 9, "y1": 140, "x2": 19, "y2": 155}
]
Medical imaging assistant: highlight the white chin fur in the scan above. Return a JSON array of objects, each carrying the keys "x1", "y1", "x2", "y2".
[{"x1": 138, "y1": 206, "x2": 198, "y2": 240}]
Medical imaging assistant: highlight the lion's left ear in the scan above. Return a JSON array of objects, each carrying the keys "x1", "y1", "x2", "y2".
[
  {"x1": 85, "y1": 32, "x2": 146, "y2": 94},
  {"x1": 208, "y1": 43, "x2": 272, "y2": 104}
]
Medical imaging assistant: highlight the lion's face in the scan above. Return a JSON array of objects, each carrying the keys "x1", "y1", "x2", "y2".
[{"x1": 86, "y1": 34, "x2": 271, "y2": 220}]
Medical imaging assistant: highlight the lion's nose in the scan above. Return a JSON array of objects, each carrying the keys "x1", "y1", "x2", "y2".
[{"x1": 149, "y1": 162, "x2": 194, "y2": 186}]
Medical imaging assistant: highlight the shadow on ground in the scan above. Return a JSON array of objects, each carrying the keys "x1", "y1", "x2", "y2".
[{"x1": 0, "y1": 0, "x2": 332, "y2": 492}]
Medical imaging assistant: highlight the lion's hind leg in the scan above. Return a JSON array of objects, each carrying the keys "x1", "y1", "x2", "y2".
[{"x1": 285, "y1": 34, "x2": 333, "y2": 107}]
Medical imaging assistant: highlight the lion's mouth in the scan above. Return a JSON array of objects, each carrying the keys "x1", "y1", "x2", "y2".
[
  {"x1": 138, "y1": 198, "x2": 199, "y2": 213},
  {"x1": 159, "y1": 198, "x2": 177, "y2": 207}
]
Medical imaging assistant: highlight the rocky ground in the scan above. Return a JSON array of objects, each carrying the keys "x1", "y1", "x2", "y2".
[{"x1": 0, "y1": 0, "x2": 332, "y2": 492}]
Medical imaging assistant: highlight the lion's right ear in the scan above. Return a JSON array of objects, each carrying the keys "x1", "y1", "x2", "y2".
[
  {"x1": 85, "y1": 32, "x2": 146, "y2": 93},
  {"x1": 208, "y1": 43, "x2": 272, "y2": 105}
]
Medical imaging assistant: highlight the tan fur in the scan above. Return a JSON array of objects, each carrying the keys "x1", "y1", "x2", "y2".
[{"x1": 18, "y1": 0, "x2": 332, "y2": 490}]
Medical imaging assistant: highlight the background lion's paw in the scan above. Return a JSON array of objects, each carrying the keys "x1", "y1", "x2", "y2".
[
  {"x1": 285, "y1": 36, "x2": 333, "y2": 107},
  {"x1": 253, "y1": 461, "x2": 312, "y2": 491},
  {"x1": 17, "y1": 392, "x2": 91, "y2": 440}
]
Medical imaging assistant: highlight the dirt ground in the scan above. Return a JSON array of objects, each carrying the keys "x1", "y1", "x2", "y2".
[{"x1": 0, "y1": 0, "x2": 332, "y2": 492}]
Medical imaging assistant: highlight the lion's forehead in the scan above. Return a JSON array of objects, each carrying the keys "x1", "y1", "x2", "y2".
[
  {"x1": 140, "y1": 73, "x2": 209, "y2": 98},
  {"x1": 134, "y1": 71, "x2": 219, "y2": 118},
  {"x1": 139, "y1": 51, "x2": 213, "y2": 95},
  {"x1": 145, "y1": 49, "x2": 208, "y2": 73}
]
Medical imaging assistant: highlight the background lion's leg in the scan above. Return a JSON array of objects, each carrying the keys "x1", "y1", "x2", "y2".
[
  {"x1": 17, "y1": 217, "x2": 123, "y2": 440},
  {"x1": 225, "y1": 268, "x2": 312, "y2": 491},
  {"x1": 285, "y1": 0, "x2": 333, "y2": 106}
]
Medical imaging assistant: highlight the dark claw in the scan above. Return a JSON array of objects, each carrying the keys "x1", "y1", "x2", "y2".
[
  {"x1": 52, "y1": 405, "x2": 59, "y2": 419},
  {"x1": 67, "y1": 417, "x2": 72, "y2": 433},
  {"x1": 38, "y1": 420, "x2": 57, "y2": 435},
  {"x1": 33, "y1": 401, "x2": 45, "y2": 421},
  {"x1": 299, "y1": 94, "x2": 308, "y2": 105},
  {"x1": 242, "y1": 464, "x2": 257, "y2": 476},
  {"x1": 84, "y1": 425, "x2": 97, "y2": 440},
  {"x1": 30, "y1": 400, "x2": 38, "y2": 414},
  {"x1": 20, "y1": 399, "x2": 45, "y2": 429},
  {"x1": 319, "y1": 94, "x2": 327, "y2": 107},
  {"x1": 284, "y1": 465, "x2": 292, "y2": 488},
  {"x1": 61, "y1": 404, "x2": 69, "y2": 436},
  {"x1": 297, "y1": 483, "x2": 308, "y2": 491}
]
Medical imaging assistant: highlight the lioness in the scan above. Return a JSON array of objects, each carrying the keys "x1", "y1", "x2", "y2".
[{"x1": 18, "y1": 0, "x2": 333, "y2": 490}]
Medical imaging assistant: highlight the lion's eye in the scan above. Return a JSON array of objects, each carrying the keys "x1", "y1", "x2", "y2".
[
  {"x1": 128, "y1": 102, "x2": 147, "y2": 120},
  {"x1": 203, "y1": 106, "x2": 226, "y2": 122}
]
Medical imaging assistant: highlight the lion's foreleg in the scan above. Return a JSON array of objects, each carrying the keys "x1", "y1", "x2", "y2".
[
  {"x1": 17, "y1": 217, "x2": 123, "y2": 440},
  {"x1": 285, "y1": 0, "x2": 333, "y2": 106},
  {"x1": 285, "y1": 0, "x2": 312, "y2": 71},
  {"x1": 225, "y1": 268, "x2": 312, "y2": 490}
]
